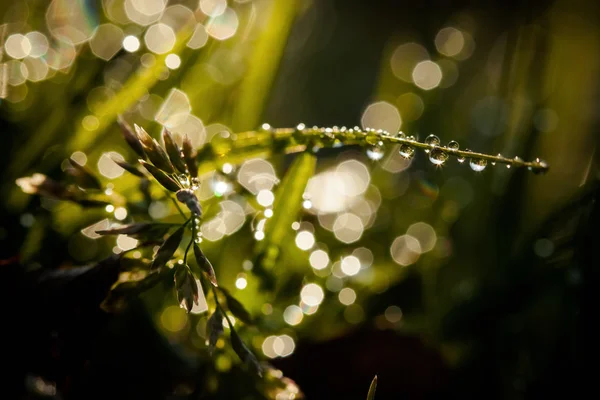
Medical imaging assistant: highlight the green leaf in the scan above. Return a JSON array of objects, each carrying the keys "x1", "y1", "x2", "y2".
[
  {"x1": 162, "y1": 128, "x2": 188, "y2": 174},
  {"x1": 174, "y1": 265, "x2": 199, "y2": 313},
  {"x1": 117, "y1": 116, "x2": 146, "y2": 159},
  {"x1": 182, "y1": 136, "x2": 198, "y2": 177},
  {"x1": 264, "y1": 152, "x2": 316, "y2": 247},
  {"x1": 139, "y1": 160, "x2": 181, "y2": 192},
  {"x1": 206, "y1": 308, "x2": 223, "y2": 354},
  {"x1": 220, "y1": 287, "x2": 254, "y2": 325},
  {"x1": 66, "y1": 158, "x2": 102, "y2": 190},
  {"x1": 230, "y1": 325, "x2": 262, "y2": 377},
  {"x1": 255, "y1": 152, "x2": 316, "y2": 277},
  {"x1": 151, "y1": 225, "x2": 185, "y2": 269},
  {"x1": 366, "y1": 375, "x2": 377, "y2": 400},
  {"x1": 111, "y1": 157, "x2": 145, "y2": 177},
  {"x1": 193, "y1": 243, "x2": 218, "y2": 286}
]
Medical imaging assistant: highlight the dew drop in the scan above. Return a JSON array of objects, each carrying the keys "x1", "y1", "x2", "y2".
[
  {"x1": 396, "y1": 131, "x2": 406, "y2": 138},
  {"x1": 533, "y1": 158, "x2": 549, "y2": 174},
  {"x1": 366, "y1": 141, "x2": 385, "y2": 160},
  {"x1": 296, "y1": 123, "x2": 306, "y2": 131},
  {"x1": 458, "y1": 147, "x2": 470, "y2": 163},
  {"x1": 424, "y1": 134, "x2": 440, "y2": 153},
  {"x1": 399, "y1": 144, "x2": 415, "y2": 159},
  {"x1": 429, "y1": 148, "x2": 448, "y2": 165},
  {"x1": 191, "y1": 176, "x2": 200, "y2": 190},
  {"x1": 178, "y1": 174, "x2": 190, "y2": 187},
  {"x1": 447, "y1": 140, "x2": 460, "y2": 151},
  {"x1": 469, "y1": 158, "x2": 487, "y2": 172}
]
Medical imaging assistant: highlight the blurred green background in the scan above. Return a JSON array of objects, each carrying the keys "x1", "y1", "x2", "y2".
[{"x1": 1, "y1": 0, "x2": 598, "y2": 399}]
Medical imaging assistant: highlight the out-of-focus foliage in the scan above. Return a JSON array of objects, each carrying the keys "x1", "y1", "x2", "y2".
[{"x1": 1, "y1": 0, "x2": 598, "y2": 399}]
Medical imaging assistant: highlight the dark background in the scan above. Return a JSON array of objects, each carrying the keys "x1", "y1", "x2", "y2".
[{"x1": 1, "y1": 0, "x2": 598, "y2": 398}]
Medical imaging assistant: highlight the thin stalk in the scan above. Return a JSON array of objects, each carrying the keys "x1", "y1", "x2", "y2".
[
  {"x1": 201, "y1": 126, "x2": 549, "y2": 173},
  {"x1": 164, "y1": 190, "x2": 187, "y2": 220},
  {"x1": 183, "y1": 221, "x2": 195, "y2": 264},
  {"x1": 211, "y1": 285, "x2": 235, "y2": 329}
]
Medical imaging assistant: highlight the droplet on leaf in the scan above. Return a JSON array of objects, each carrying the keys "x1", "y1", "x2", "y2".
[
  {"x1": 429, "y1": 148, "x2": 448, "y2": 165},
  {"x1": 469, "y1": 158, "x2": 487, "y2": 172},
  {"x1": 398, "y1": 144, "x2": 415, "y2": 159},
  {"x1": 366, "y1": 141, "x2": 385, "y2": 160}
]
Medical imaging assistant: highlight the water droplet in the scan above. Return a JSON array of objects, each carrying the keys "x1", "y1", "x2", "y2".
[
  {"x1": 191, "y1": 176, "x2": 200, "y2": 190},
  {"x1": 469, "y1": 158, "x2": 487, "y2": 172},
  {"x1": 429, "y1": 148, "x2": 448, "y2": 165},
  {"x1": 447, "y1": 140, "x2": 459, "y2": 151},
  {"x1": 396, "y1": 131, "x2": 406, "y2": 138},
  {"x1": 296, "y1": 123, "x2": 306, "y2": 131},
  {"x1": 366, "y1": 141, "x2": 385, "y2": 160},
  {"x1": 399, "y1": 144, "x2": 415, "y2": 159},
  {"x1": 458, "y1": 148, "x2": 470, "y2": 163},
  {"x1": 424, "y1": 135, "x2": 440, "y2": 153},
  {"x1": 178, "y1": 174, "x2": 190, "y2": 187},
  {"x1": 533, "y1": 158, "x2": 549, "y2": 174},
  {"x1": 514, "y1": 156, "x2": 523, "y2": 163},
  {"x1": 261, "y1": 123, "x2": 271, "y2": 131}
]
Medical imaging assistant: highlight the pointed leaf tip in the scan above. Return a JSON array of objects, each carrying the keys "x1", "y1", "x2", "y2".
[
  {"x1": 366, "y1": 375, "x2": 377, "y2": 400},
  {"x1": 117, "y1": 117, "x2": 146, "y2": 158},
  {"x1": 193, "y1": 244, "x2": 218, "y2": 286},
  {"x1": 182, "y1": 136, "x2": 198, "y2": 177},
  {"x1": 230, "y1": 326, "x2": 262, "y2": 377}
]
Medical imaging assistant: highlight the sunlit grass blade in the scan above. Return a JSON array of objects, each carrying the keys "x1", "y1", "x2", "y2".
[
  {"x1": 258, "y1": 152, "x2": 317, "y2": 255},
  {"x1": 366, "y1": 375, "x2": 377, "y2": 400}
]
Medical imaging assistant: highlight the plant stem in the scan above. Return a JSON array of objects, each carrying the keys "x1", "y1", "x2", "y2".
[
  {"x1": 165, "y1": 190, "x2": 187, "y2": 220},
  {"x1": 200, "y1": 126, "x2": 549, "y2": 173},
  {"x1": 183, "y1": 221, "x2": 195, "y2": 264},
  {"x1": 211, "y1": 285, "x2": 235, "y2": 329}
]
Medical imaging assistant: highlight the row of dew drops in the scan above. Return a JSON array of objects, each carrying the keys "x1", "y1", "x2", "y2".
[
  {"x1": 364, "y1": 130, "x2": 544, "y2": 172},
  {"x1": 257, "y1": 124, "x2": 547, "y2": 172}
]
